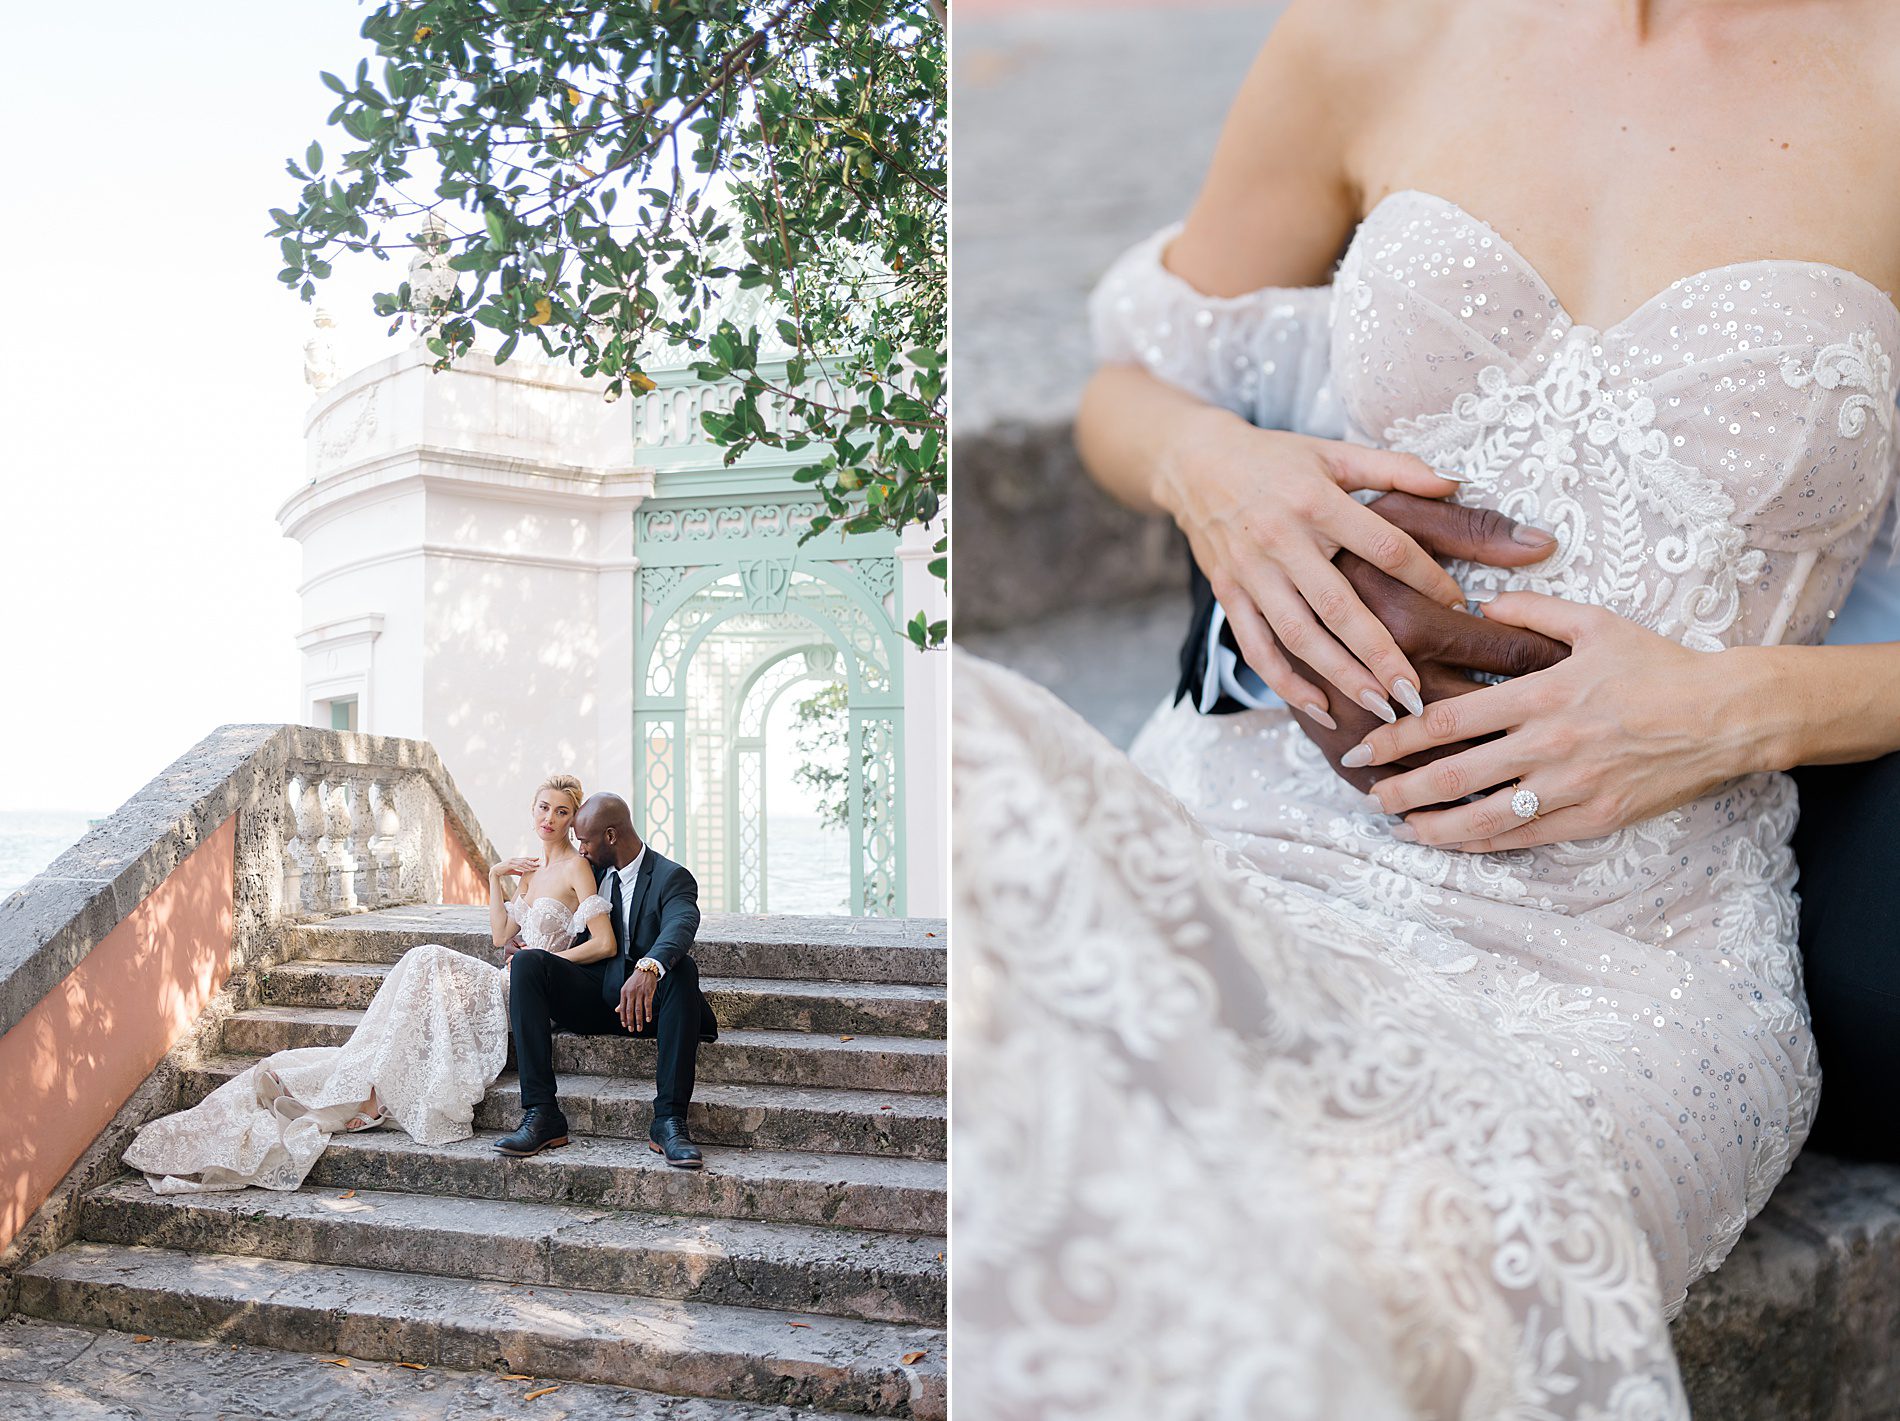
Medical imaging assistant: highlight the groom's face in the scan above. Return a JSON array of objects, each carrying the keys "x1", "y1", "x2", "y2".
[{"x1": 574, "y1": 818, "x2": 612, "y2": 868}]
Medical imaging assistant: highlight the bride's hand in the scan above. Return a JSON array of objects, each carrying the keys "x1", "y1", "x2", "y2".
[
  {"x1": 491, "y1": 855, "x2": 539, "y2": 878},
  {"x1": 1156, "y1": 416, "x2": 1472, "y2": 723},
  {"x1": 1350, "y1": 592, "x2": 1774, "y2": 850}
]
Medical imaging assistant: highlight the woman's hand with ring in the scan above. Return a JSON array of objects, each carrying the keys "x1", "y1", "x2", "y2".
[
  {"x1": 1155, "y1": 416, "x2": 1474, "y2": 725},
  {"x1": 1348, "y1": 591, "x2": 1777, "y2": 850}
]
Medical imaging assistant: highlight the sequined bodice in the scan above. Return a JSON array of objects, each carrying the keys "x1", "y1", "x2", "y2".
[
  {"x1": 1059, "y1": 188, "x2": 1882, "y2": 1420},
  {"x1": 1331, "y1": 190, "x2": 1900, "y2": 649},
  {"x1": 507, "y1": 893, "x2": 611, "y2": 954}
]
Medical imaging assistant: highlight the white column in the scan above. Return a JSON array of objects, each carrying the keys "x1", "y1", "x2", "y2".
[
  {"x1": 594, "y1": 475, "x2": 652, "y2": 810},
  {"x1": 898, "y1": 516, "x2": 948, "y2": 917}
]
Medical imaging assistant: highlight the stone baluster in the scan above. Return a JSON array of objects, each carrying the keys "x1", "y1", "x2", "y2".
[
  {"x1": 282, "y1": 775, "x2": 307, "y2": 916},
  {"x1": 345, "y1": 777, "x2": 374, "y2": 907},
  {"x1": 292, "y1": 775, "x2": 328, "y2": 916},
  {"x1": 372, "y1": 780, "x2": 403, "y2": 908},
  {"x1": 320, "y1": 777, "x2": 357, "y2": 914}
]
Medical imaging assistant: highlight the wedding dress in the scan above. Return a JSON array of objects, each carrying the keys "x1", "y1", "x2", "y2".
[
  {"x1": 953, "y1": 190, "x2": 1900, "y2": 1419},
  {"x1": 123, "y1": 893, "x2": 608, "y2": 1193}
]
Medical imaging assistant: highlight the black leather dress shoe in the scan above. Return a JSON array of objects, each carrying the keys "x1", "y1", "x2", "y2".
[
  {"x1": 495, "y1": 1105, "x2": 570, "y2": 1156},
  {"x1": 648, "y1": 1116, "x2": 703, "y2": 1169}
]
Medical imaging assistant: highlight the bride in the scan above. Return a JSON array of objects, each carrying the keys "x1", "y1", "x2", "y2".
[
  {"x1": 955, "y1": 2, "x2": 1900, "y2": 1417},
  {"x1": 124, "y1": 775, "x2": 609, "y2": 1193}
]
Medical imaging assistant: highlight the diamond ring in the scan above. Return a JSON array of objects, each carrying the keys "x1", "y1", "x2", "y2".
[{"x1": 1510, "y1": 785, "x2": 1541, "y2": 821}]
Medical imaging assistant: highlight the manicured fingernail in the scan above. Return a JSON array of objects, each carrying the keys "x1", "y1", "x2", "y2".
[
  {"x1": 1358, "y1": 792, "x2": 1385, "y2": 813},
  {"x1": 1468, "y1": 587, "x2": 1499, "y2": 605},
  {"x1": 1390, "y1": 824, "x2": 1418, "y2": 842},
  {"x1": 1358, "y1": 690, "x2": 1397, "y2": 724},
  {"x1": 1436, "y1": 468, "x2": 1472, "y2": 483},
  {"x1": 1301, "y1": 702, "x2": 1338, "y2": 731},
  {"x1": 1511, "y1": 525, "x2": 1557, "y2": 548},
  {"x1": 1393, "y1": 678, "x2": 1424, "y2": 717},
  {"x1": 1341, "y1": 744, "x2": 1374, "y2": 768}
]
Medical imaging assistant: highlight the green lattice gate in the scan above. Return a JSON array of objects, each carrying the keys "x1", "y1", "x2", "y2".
[{"x1": 633, "y1": 496, "x2": 904, "y2": 917}]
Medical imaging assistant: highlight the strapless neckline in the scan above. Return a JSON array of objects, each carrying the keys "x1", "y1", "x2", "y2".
[{"x1": 1364, "y1": 188, "x2": 1900, "y2": 339}]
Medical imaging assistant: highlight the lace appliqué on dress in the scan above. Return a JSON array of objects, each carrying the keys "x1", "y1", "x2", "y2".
[
  {"x1": 124, "y1": 941, "x2": 510, "y2": 1192},
  {"x1": 954, "y1": 187, "x2": 1892, "y2": 1420}
]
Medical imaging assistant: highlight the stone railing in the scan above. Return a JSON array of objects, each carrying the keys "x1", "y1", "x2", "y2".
[
  {"x1": 280, "y1": 758, "x2": 485, "y2": 921},
  {"x1": 0, "y1": 724, "x2": 492, "y2": 1279}
]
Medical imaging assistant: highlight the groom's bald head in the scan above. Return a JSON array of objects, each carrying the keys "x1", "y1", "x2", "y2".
[{"x1": 575, "y1": 793, "x2": 643, "y2": 870}]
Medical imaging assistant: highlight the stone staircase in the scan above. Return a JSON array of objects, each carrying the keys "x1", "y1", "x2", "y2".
[{"x1": 12, "y1": 907, "x2": 947, "y2": 1419}]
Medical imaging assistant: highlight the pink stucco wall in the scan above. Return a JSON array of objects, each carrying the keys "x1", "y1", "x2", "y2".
[
  {"x1": 0, "y1": 816, "x2": 237, "y2": 1253},
  {"x1": 442, "y1": 822, "x2": 489, "y2": 906}
]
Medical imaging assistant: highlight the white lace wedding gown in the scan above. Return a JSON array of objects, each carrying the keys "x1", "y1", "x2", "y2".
[
  {"x1": 123, "y1": 894, "x2": 609, "y2": 1193},
  {"x1": 954, "y1": 190, "x2": 1900, "y2": 1419}
]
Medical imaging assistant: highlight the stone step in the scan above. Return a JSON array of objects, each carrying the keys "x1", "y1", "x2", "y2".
[
  {"x1": 17, "y1": 1244, "x2": 945, "y2": 1418},
  {"x1": 303, "y1": 1130, "x2": 946, "y2": 1234},
  {"x1": 287, "y1": 906, "x2": 948, "y2": 985},
  {"x1": 221, "y1": 1005, "x2": 946, "y2": 1093},
  {"x1": 0, "y1": 1315, "x2": 873, "y2": 1421},
  {"x1": 181, "y1": 1058, "x2": 947, "y2": 1160},
  {"x1": 80, "y1": 1181, "x2": 946, "y2": 1327},
  {"x1": 258, "y1": 959, "x2": 947, "y2": 1038}
]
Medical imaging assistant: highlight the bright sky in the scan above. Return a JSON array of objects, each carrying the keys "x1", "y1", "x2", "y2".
[
  {"x1": 0, "y1": 1, "x2": 416, "y2": 814},
  {"x1": 0, "y1": 2, "x2": 832, "y2": 826}
]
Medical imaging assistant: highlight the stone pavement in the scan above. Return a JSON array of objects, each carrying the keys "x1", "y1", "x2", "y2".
[{"x1": 0, "y1": 1316, "x2": 836, "y2": 1420}]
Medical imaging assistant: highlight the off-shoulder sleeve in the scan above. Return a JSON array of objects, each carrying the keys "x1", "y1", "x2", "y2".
[
  {"x1": 571, "y1": 894, "x2": 613, "y2": 932},
  {"x1": 503, "y1": 896, "x2": 523, "y2": 924},
  {"x1": 1087, "y1": 221, "x2": 1344, "y2": 438}
]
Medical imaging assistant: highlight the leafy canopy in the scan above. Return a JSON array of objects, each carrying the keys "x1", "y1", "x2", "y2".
[{"x1": 272, "y1": 0, "x2": 946, "y2": 646}]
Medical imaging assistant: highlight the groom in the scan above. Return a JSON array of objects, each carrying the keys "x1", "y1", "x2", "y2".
[{"x1": 496, "y1": 792, "x2": 719, "y2": 1166}]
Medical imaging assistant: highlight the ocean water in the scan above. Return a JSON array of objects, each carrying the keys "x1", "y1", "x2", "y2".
[
  {"x1": 764, "y1": 814, "x2": 852, "y2": 915},
  {"x1": 0, "y1": 809, "x2": 101, "y2": 899}
]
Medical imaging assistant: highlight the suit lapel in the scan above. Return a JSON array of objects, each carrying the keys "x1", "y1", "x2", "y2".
[{"x1": 624, "y1": 852, "x2": 656, "y2": 956}]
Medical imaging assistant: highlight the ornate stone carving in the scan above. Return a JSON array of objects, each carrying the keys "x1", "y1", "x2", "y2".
[
  {"x1": 408, "y1": 214, "x2": 460, "y2": 341},
  {"x1": 303, "y1": 309, "x2": 339, "y2": 394}
]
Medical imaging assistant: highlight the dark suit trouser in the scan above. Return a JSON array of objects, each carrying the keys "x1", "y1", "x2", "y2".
[
  {"x1": 508, "y1": 950, "x2": 710, "y2": 1122},
  {"x1": 1792, "y1": 758, "x2": 1900, "y2": 1163}
]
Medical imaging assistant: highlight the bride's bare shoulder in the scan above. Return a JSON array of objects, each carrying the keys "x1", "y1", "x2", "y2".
[
  {"x1": 561, "y1": 854, "x2": 602, "y2": 905},
  {"x1": 1169, "y1": 0, "x2": 1459, "y2": 292}
]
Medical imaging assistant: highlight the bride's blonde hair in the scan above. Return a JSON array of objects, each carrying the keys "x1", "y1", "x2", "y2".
[{"x1": 533, "y1": 773, "x2": 584, "y2": 813}]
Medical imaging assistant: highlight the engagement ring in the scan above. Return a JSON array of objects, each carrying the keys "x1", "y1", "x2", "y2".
[{"x1": 1510, "y1": 786, "x2": 1541, "y2": 821}]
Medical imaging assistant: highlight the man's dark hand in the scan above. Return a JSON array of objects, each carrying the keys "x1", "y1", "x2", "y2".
[
  {"x1": 1284, "y1": 493, "x2": 1571, "y2": 792},
  {"x1": 618, "y1": 967, "x2": 658, "y2": 1033}
]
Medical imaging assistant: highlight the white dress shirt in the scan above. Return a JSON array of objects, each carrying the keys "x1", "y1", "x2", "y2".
[{"x1": 614, "y1": 848, "x2": 665, "y2": 978}]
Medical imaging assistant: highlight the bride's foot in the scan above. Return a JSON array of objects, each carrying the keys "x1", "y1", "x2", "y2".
[
  {"x1": 256, "y1": 1067, "x2": 289, "y2": 1109},
  {"x1": 344, "y1": 1088, "x2": 386, "y2": 1133}
]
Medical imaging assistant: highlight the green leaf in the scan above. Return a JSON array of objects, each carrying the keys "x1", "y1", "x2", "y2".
[{"x1": 278, "y1": 1, "x2": 947, "y2": 565}]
